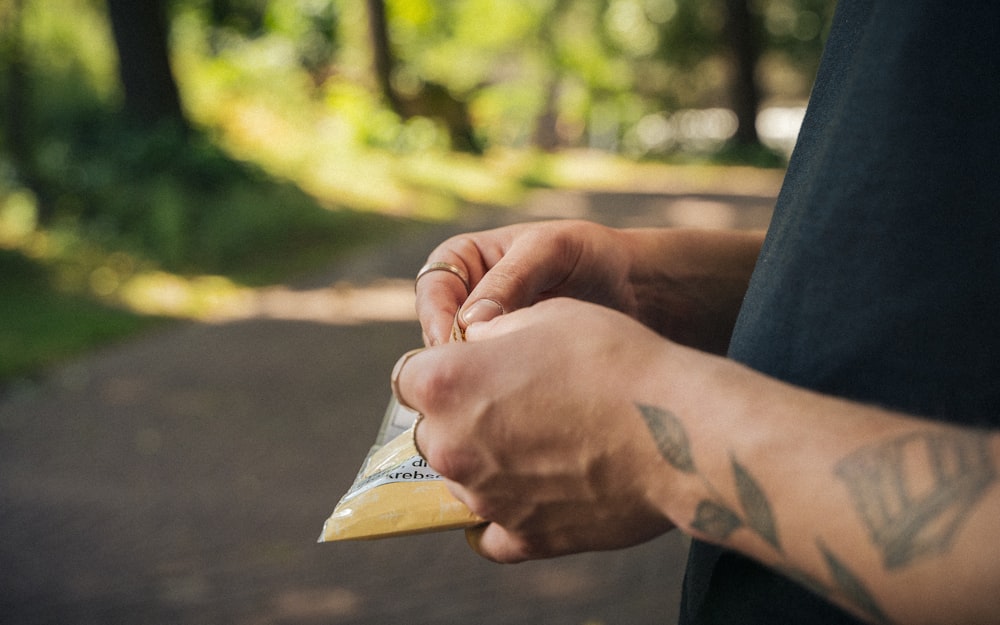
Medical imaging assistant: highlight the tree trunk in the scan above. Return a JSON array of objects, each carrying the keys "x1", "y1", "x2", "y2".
[
  {"x1": 2, "y1": 0, "x2": 30, "y2": 172},
  {"x1": 363, "y1": 0, "x2": 479, "y2": 152},
  {"x1": 723, "y1": 0, "x2": 762, "y2": 146},
  {"x1": 365, "y1": 0, "x2": 403, "y2": 114},
  {"x1": 1, "y1": 0, "x2": 55, "y2": 218},
  {"x1": 106, "y1": 0, "x2": 187, "y2": 127}
]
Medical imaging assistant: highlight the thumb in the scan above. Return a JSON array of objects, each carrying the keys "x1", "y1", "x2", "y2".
[
  {"x1": 456, "y1": 248, "x2": 564, "y2": 335},
  {"x1": 457, "y1": 298, "x2": 505, "y2": 332}
]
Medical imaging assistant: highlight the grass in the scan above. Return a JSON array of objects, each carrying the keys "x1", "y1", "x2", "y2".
[
  {"x1": 0, "y1": 286, "x2": 166, "y2": 382},
  {"x1": 0, "y1": 249, "x2": 163, "y2": 382},
  {"x1": 0, "y1": 214, "x2": 416, "y2": 387},
  {"x1": 0, "y1": 131, "x2": 420, "y2": 386}
]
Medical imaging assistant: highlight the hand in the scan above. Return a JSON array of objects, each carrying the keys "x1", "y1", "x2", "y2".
[
  {"x1": 414, "y1": 220, "x2": 765, "y2": 353},
  {"x1": 414, "y1": 220, "x2": 636, "y2": 346},
  {"x1": 395, "y1": 298, "x2": 677, "y2": 563}
]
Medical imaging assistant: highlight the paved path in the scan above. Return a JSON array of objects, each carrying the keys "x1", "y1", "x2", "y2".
[{"x1": 0, "y1": 184, "x2": 777, "y2": 625}]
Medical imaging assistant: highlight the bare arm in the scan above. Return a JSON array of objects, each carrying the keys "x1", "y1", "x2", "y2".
[
  {"x1": 622, "y1": 226, "x2": 763, "y2": 353},
  {"x1": 640, "y1": 345, "x2": 1000, "y2": 625},
  {"x1": 399, "y1": 300, "x2": 1000, "y2": 625},
  {"x1": 636, "y1": 352, "x2": 1000, "y2": 623}
]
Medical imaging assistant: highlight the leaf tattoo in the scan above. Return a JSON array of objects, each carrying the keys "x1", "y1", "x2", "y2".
[
  {"x1": 733, "y1": 458, "x2": 781, "y2": 550},
  {"x1": 692, "y1": 500, "x2": 743, "y2": 540},
  {"x1": 633, "y1": 403, "x2": 899, "y2": 622},
  {"x1": 635, "y1": 403, "x2": 781, "y2": 549},
  {"x1": 637, "y1": 403, "x2": 696, "y2": 473},
  {"x1": 819, "y1": 542, "x2": 892, "y2": 625}
]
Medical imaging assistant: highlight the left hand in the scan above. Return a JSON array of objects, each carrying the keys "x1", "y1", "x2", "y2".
[{"x1": 394, "y1": 298, "x2": 678, "y2": 563}]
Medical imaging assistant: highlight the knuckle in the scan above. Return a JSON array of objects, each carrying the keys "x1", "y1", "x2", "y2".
[
  {"x1": 408, "y1": 355, "x2": 463, "y2": 412},
  {"x1": 460, "y1": 493, "x2": 496, "y2": 522},
  {"x1": 427, "y1": 443, "x2": 480, "y2": 486},
  {"x1": 435, "y1": 234, "x2": 481, "y2": 270}
]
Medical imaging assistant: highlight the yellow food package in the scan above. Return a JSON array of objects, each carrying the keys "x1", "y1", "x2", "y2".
[{"x1": 318, "y1": 397, "x2": 483, "y2": 542}]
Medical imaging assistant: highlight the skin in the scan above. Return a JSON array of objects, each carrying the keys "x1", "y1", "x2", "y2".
[{"x1": 396, "y1": 219, "x2": 1000, "y2": 625}]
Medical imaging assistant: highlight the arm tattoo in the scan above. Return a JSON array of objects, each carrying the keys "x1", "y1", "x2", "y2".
[
  {"x1": 636, "y1": 403, "x2": 695, "y2": 473},
  {"x1": 636, "y1": 403, "x2": 780, "y2": 548},
  {"x1": 816, "y1": 542, "x2": 893, "y2": 625},
  {"x1": 636, "y1": 402, "x2": 887, "y2": 622},
  {"x1": 637, "y1": 403, "x2": 998, "y2": 624},
  {"x1": 835, "y1": 429, "x2": 996, "y2": 569}
]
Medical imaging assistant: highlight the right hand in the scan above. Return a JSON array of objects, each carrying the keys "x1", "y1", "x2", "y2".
[{"x1": 397, "y1": 298, "x2": 681, "y2": 563}]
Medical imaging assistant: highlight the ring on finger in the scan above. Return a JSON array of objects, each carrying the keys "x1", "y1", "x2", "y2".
[
  {"x1": 415, "y1": 261, "x2": 470, "y2": 294},
  {"x1": 412, "y1": 413, "x2": 427, "y2": 461},
  {"x1": 390, "y1": 347, "x2": 424, "y2": 412}
]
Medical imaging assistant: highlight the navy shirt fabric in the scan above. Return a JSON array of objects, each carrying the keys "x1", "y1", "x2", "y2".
[{"x1": 679, "y1": 1, "x2": 1000, "y2": 623}]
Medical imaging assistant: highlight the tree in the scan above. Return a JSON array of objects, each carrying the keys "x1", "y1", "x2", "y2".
[
  {"x1": 1, "y1": 0, "x2": 31, "y2": 178},
  {"x1": 105, "y1": 0, "x2": 187, "y2": 128},
  {"x1": 723, "y1": 0, "x2": 763, "y2": 146},
  {"x1": 364, "y1": 0, "x2": 480, "y2": 153}
]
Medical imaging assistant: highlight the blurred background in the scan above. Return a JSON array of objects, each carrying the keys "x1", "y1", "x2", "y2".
[{"x1": 1, "y1": 1, "x2": 829, "y2": 623}]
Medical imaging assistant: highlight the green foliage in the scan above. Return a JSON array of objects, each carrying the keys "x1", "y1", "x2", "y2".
[
  {"x1": 169, "y1": 0, "x2": 828, "y2": 158},
  {"x1": 695, "y1": 140, "x2": 787, "y2": 168},
  {"x1": 0, "y1": 248, "x2": 165, "y2": 382},
  {"x1": 22, "y1": 115, "x2": 409, "y2": 281},
  {"x1": 0, "y1": 0, "x2": 827, "y2": 383}
]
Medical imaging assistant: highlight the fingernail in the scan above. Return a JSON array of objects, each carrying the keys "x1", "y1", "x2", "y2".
[{"x1": 461, "y1": 299, "x2": 504, "y2": 327}]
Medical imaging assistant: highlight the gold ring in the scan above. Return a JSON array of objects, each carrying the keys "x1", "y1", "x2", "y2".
[
  {"x1": 412, "y1": 413, "x2": 427, "y2": 461},
  {"x1": 390, "y1": 348, "x2": 424, "y2": 411},
  {"x1": 415, "y1": 261, "x2": 470, "y2": 294}
]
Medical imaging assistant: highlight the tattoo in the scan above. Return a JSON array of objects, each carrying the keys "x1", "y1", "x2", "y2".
[
  {"x1": 835, "y1": 430, "x2": 996, "y2": 569},
  {"x1": 637, "y1": 403, "x2": 696, "y2": 473},
  {"x1": 636, "y1": 403, "x2": 780, "y2": 549},
  {"x1": 635, "y1": 402, "x2": 890, "y2": 622},
  {"x1": 691, "y1": 500, "x2": 743, "y2": 540},
  {"x1": 733, "y1": 457, "x2": 781, "y2": 550},
  {"x1": 777, "y1": 555, "x2": 893, "y2": 625},
  {"x1": 817, "y1": 542, "x2": 893, "y2": 625}
]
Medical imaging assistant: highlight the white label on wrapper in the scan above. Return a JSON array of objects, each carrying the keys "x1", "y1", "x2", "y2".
[{"x1": 340, "y1": 452, "x2": 442, "y2": 504}]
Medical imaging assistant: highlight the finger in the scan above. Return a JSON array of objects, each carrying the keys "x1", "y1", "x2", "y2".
[
  {"x1": 390, "y1": 347, "x2": 426, "y2": 411},
  {"x1": 453, "y1": 298, "x2": 504, "y2": 340},
  {"x1": 415, "y1": 261, "x2": 471, "y2": 294},
  {"x1": 414, "y1": 257, "x2": 474, "y2": 346},
  {"x1": 445, "y1": 476, "x2": 535, "y2": 564},
  {"x1": 389, "y1": 342, "x2": 469, "y2": 425},
  {"x1": 465, "y1": 522, "x2": 531, "y2": 564},
  {"x1": 462, "y1": 297, "x2": 569, "y2": 342},
  {"x1": 455, "y1": 240, "x2": 569, "y2": 334}
]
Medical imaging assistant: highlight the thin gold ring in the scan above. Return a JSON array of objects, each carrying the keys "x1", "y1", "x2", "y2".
[
  {"x1": 390, "y1": 348, "x2": 424, "y2": 411},
  {"x1": 415, "y1": 261, "x2": 470, "y2": 294},
  {"x1": 412, "y1": 413, "x2": 427, "y2": 461}
]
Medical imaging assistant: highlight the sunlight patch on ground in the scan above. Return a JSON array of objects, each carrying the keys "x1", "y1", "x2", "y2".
[
  {"x1": 116, "y1": 272, "x2": 251, "y2": 318},
  {"x1": 207, "y1": 280, "x2": 417, "y2": 325},
  {"x1": 660, "y1": 197, "x2": 742, "y2": 229},
  {"x1": 541, "y1": 150, "x2": 786, "y2": 196},
  {"x1": 114, "y1": 274, "x2": 417, "y2": 325}
]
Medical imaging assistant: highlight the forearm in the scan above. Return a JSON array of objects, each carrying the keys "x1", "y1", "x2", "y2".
[
  {"x1": 642, "y1": 345, "x2": 1000, "y2": 624},
  {"x1": 621, "y1": 228, "x2": 764, "y2": 353}
]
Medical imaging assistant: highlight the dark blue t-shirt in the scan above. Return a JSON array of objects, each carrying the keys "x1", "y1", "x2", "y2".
[{"x1": 680, "y1": 1, "x2": 1000, "y2": 623}]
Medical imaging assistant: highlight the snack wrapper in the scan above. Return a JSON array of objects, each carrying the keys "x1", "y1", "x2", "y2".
[{"x1": 318, "y1": 396, "x2": 483, "y2": 542}]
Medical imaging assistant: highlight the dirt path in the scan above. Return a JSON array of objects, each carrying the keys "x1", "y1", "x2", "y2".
[{"x1": 0, "y1": 183, "x2": 777, "y2": 625}]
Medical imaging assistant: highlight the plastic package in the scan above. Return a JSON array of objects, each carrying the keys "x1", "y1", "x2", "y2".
[{"x1": 318, "y1": 395, "x2": 483, "y2": 542}]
